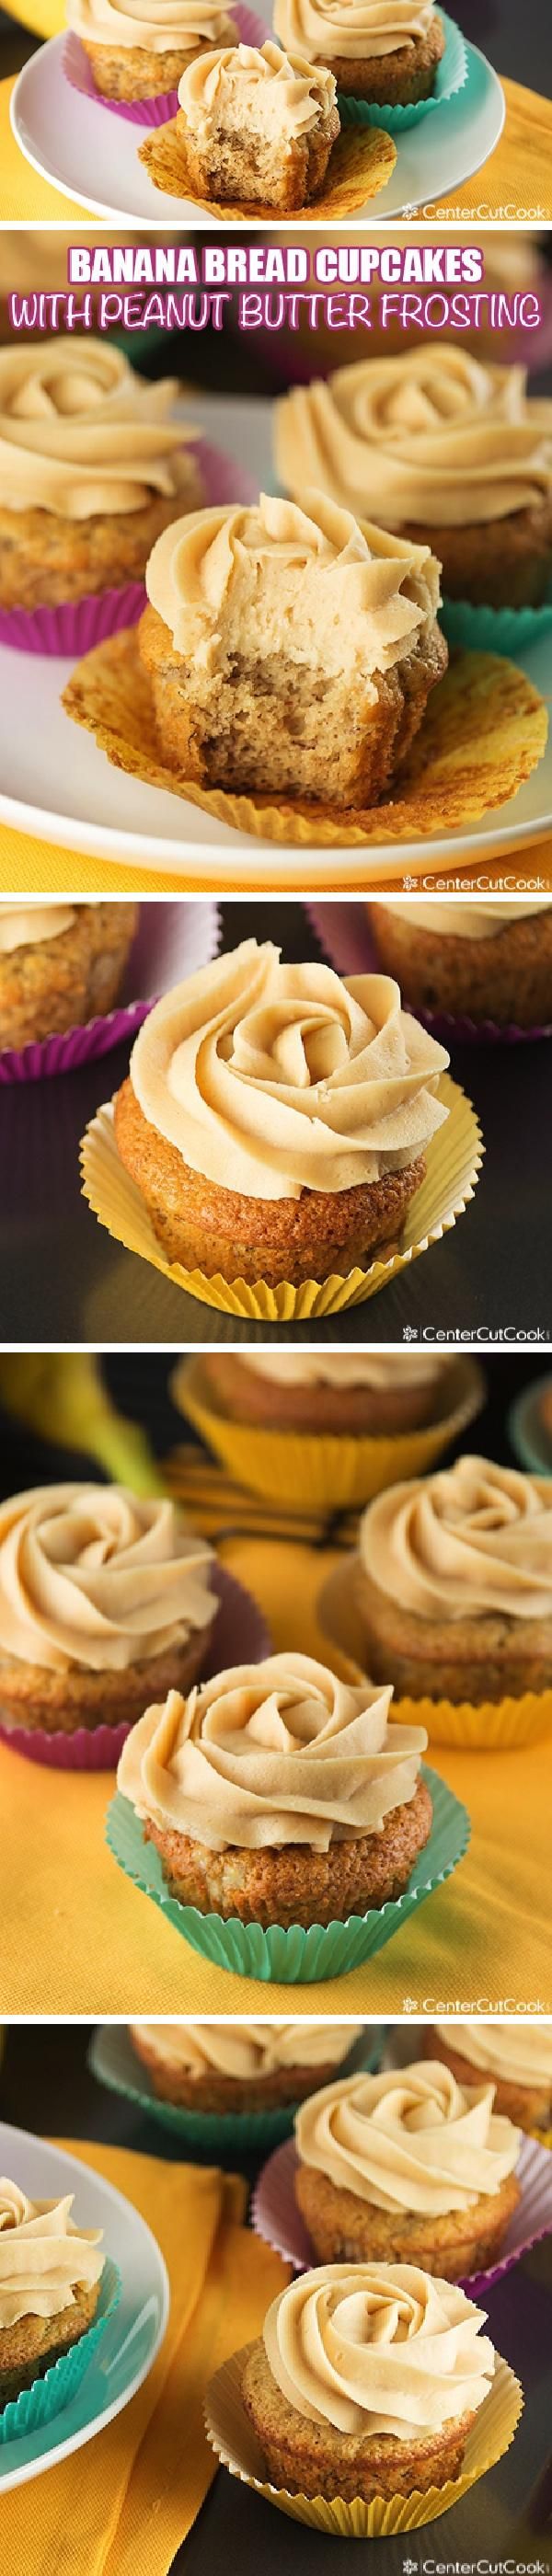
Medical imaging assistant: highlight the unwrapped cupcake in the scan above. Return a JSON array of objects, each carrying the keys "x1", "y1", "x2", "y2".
[
  {"x1": 0, "y1": 900, "x2": 137, "y2": 1051},
  {"x1": 425, "y1": 2022, "x2": 552, "y2": 2135},
  {"x1": 174, "y1": 40, "x2": 339, "y2": 210},
  {"x1": 130, "y1": 2019, "x2": 363, "y2": 2109},
  {"x1": 65, "y1": 0, "x2": 239, "y2": 103},
  {"x1": 0, "y1": 341, "x2": 201, "y2": 615},
  {"x1": 293, "y1": 2059, "x2": 521, "y2": 2279},
  {"x1": 273, "y1": 0, "x2": 446, "y2": 106},
  {"x1": 347, "y1": 1455, "x2": 552, "y2": 1703},
  {"x1": 0, "y1": 2177, "x2": 105, "y2": 2406},
  {"x1": 368, "y1": 896, "x2": 552, "y2": 1029},
  {"x1": 0, "y1": 1481, "x2": 217, "y2": 1738}
]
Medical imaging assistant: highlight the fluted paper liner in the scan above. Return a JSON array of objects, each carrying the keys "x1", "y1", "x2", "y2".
[
  {"x1": 252, "y1": 2132, "x2": 552, "y2": 2297},
  {"x1": 319, "y1": 1556, "x2": 552, "y2": 1751},
  {"x1": 89, "y1": 2021, "x2": 380, "y2": 2155},
  {"x1": 339, "y1": 10, "x2": 467, "y2": 134},
  {"x1": 80, "y1": 1073, "x2": 482, "y2": 1323},
  {"x1": 0, "y1": 1560, "x2": 270, "y2": 1772},
  {"x1": 139, "y1": 117, "x2": 397, "y2": 218},
  {"x1": 0, "y1": 2258, "x2": 121, "y2": 2445},
  {"x1": 530, "y1": 2126, "x2": 552, "y2": 2151},
  {"x1": 62, "y1": 632, "x2": 547, "y2": 850},
  {"x1": 171, "y1": 1354, "x2": 485, "y2": 1512},
  {"x1": 204, "y1": 2342, "x2": 523, "y2": 2536}
]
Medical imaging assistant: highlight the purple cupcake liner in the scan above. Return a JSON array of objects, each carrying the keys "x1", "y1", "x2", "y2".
[
  {"x1": 63, "y1": 10, "x2": 268, "y2": 125},
  {"x1": 0, "y1": 1560, "x2": 271, "y2": 1773},
  {"x1": 0, "y1": 436, "x2": 257, "y2": 665},
  {"x1": 252, "y1": 2133, "x2": 552, "y2": 2294},
  {"x1": 0, "y1": 893, "x2": 220, "y2": 1085},
  {"x1": 307, "y1": 903, "x2": 552, "y2": 1049}
]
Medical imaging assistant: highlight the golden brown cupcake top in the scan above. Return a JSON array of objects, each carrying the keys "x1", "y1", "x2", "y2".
[
  {"x1": 435, "y1": 2022, "x2": 552, "y2": 2088},
  {"x1": 128, "y1": 939, "x2": 449, "y2": 1202},
  {"x1": 0, "y1": 340, "x2": 194, "y2": 519},
  {"x1": 295, "y1": 2060, "x2": 520, "y2": 2216},
  {"x1": 67, "y1": 0, "x2": 237, "y2": 57},
  {"x1": 375, "y1": 897, "x2": 552, "y2": 940},
  {"x1": 131, "y1": 2020, "x2": 362, "y2": 2076},
  {"x1": 359, "y1": 1455, "x2": 552, "y2": 1625},
  {"x1": 0, "y1": 2178, "x2": 104, "y2": 2329},
  {"x1": 276, "y1": 350, "x2": 552, "y2": 530},
  {"x1": 0, "y1": 1481, "x2": 216, "y2": 1673},
  {"x1": 262, "y1": 2261, "x2": 495, "y2": 2438},
  {"x1": 0, "y1": 901, "x2": 76, "y2": 953},
  {"x1": 178, "y1": 38, "x2": 337, "y2": 132},
  {"x1": 238, "y1": 1351, "x2": 451, "y2": 1389},
  {"x1": 274, "y1": 0, "x2": 436, "y2": 62},
  {"x1": 117, "y1": 1652, "x2": 427, "y2": 1852},
  {"x1": 145, "y1": 490, "x2": 441, "y2": 677}
]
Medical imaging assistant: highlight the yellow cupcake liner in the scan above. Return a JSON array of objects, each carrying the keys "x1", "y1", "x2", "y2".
[
  {"x1": 319, "y1": 1555, "x2": 552, "y2": 1749},
  {"x1": 80, "y1": 1075, "x2": 482, "y2": 1324},
  {"x1": 205, "y1": 2345, "x2": 523, "y2": 2538},
  {"x1": 172, "y1": 1355, "x2": 486, "y2": 1513},
  {"x1": 139, "y1": 116, "x2": 397, "y2": 219}
]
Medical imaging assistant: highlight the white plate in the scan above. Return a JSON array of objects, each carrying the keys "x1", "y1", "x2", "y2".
[
  {"x1": 10, "y1": 23, "x2": 505, "y2": 224},
  {"x1": 0, "y1": 2121, "x2": 169, "y2": 2491}
]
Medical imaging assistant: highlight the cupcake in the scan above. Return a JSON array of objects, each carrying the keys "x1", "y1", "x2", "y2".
[
  {"x1": 0, "y1": 341, "x2": 201, "y2": 612},
  {"x1": 66, "y1": 0, "x2": 239, "y2": 105},
  {"x1": 368, "y1": 897, "x2": 552, "y2": 1029},
  {"x1": 130, "y1": 2019, "x2": 363, "y2": 2110},
  {"x1": 293, "y1": 2060, "x2": 521, "y2": 2280},
  {"x1": 350, "y1": 1455, "x2": 552, "y2": 1703},
  {"x1": 138, "y1": 490, "x2": 446, "y2": 809},
  {"x1": 273, "y1": 1, "x2": 445, "y2": 106},
  {"x1": 174, "y1": 41, "x2": 339, "y2": 211},
  {"x1": 275, "y1": 350, "x2": 552, "y2": 608},
  {"x1": 112, "y1": 938, "x2": 450, "y2": 1287},
  {"x1": 0, "y1": 2177, "x2": 105, "y2": 2406},
  {"x1": 0, "y1": 1481, "x2": 217, "y2": 1737},
  {"x1": 196, "y1": 1350, "x2": 469, "y2": 1436},
  {"x1": 426, "y1": 2023, "x2": 552, "y2": 2133},
  {"x1": 240, "y1": 2260, "x2": 496, "y2": 2500},
  {"x1": 0, "y1": 900, "x2": 137, "y2": 1051},
  {"x1": 117, "y1": 1655, "x2": 431, "y2": 1928}
]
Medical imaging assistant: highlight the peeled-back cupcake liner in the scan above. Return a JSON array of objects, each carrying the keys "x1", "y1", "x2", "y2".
[
  {"x1": 0, "y1": 433, "x2": 256, "y2": 663},
  {"x1": 139, "y1": 114, "x2": 397, "y2": 220},
  {"x1": 440, "y1": 593, "x2": 552, "y2": 657},
  {"x1": 88, "y1": 2021, "x2": 383, "y2": 2155},
  {"x1": 171, "y1": 1353, "x2": 485, "y2": 1517},
  {"x1": 0, "y1": 2256, "x2": 121, "y2": 2446},
  {"x1": 319, "y1": 1557, "x2": 552, "y2": 1752},
  {"x1": 307, "y1": 902, "x2": 552, "y2": 1048},
  {"x1": 251, "y1": 2133, "x2": 552, "y2": 2299},
  {"x1": 204, "y1": 2341, "x2": 523, "y2": 2537},
  {"x1": 105, "y1": 1765, "x2": 470, "y2": 1985},
  {"x1": 0, "y1": 1560, "x2": 271, "y2": 1773},
  {"x1": 80, "y1": 1072, "x2": 483, "y2": 1325},
  {"x1": 508, "y1": 1377, "x2": 552, "y2": 1478},
  {"x1": 337, "y1": 11, "x2": 467, "y2": 132},
  {"x1": 63, "y1": 10, "x2": 268, "y2": 123},
  {"x1": 0, "y1": 893, "x2": 220, "y2": 1087}
]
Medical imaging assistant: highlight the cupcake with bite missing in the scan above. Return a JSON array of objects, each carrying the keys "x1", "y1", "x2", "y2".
[
  {"x1": 65, "y1": 0, "x2": 239, "y2": 105},
  {"x1": 0, "y1": 2177, "x2": 105, "y2": 2406},
  {"x1": 0, "y1": 900, "x2": 137, "y2": 1051},
  {"x1": 346, "y1": 1455, "x2": 552, "y2": 1704},
  {"x1": 273, "y1": 0, "x2": 445, "y2": 107},
  {"x1": 0, "y1": 1480, "x2": 217, "y2": 1737},
  {"x1": 0, "y1": 340, "x2": 201, "y2": 614},
  {"x1": 293, "y1": 2059, "x2": 521, "y2": 2281},
  {"x1": 425, "y1": 2022, "x2": 552, "y2": 2135},
  {"x1": 368, "y1": 896, "x2": 552, "y2": 1030},
  {"x1": 130, "y1": 2019, "x2": 363, "y2": 2110}
]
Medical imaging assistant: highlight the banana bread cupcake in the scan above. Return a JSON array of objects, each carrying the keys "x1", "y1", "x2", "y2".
[
  {"x1": 195, "y1": 1350, "x2": 467, "y2": 1437},
  {"x1": 0, "y1": 341, "x2": 201, "y2": 611},
  {"x1": 240, "y1": 2260, "x2": 496, "y2": 2500},
  {"x1": 117, "y1": 1653, "x2": 431, "y2": 1927},
  {"x1": 351, "y1": 1455, "x2": 552, "y2": 1703},
  {"x1": 294, "y1": 2060, "x2": 521, "y2": 2279},
  {"x1": 276, "y1": 350, "x2": 552, "y2": 608},
  {"x1": 273, "y1": 1, "x2": 445, "y2": 105},
  {"x1": 130, "y1": 2019, "x2": 363, "y2": 2110},
  {"x1": 368, "y1": 897, "x2": 552, "y2": 1029},
  {"x1": 66, "y1": 0, "x2": 238, "y2": 103},
  {"x1": 0, "y1": 901, "x2": 138, "y2": 1050},
  {"x1": 112, "y1": 938, "x2": 450, "y2": 1286},
  {"x1": 0, "y1": 2177, "x2": 105, "y2": 2405},
  {"x1": 426, "y1": 2023, "x2": 552, "y2": 2133},
  {"x1": 139, "y1": 489, "x2": 446, "y2": 809},
  {"x1": 0, "y1": 1481, "x2": 217, "y2": 1737},
  {"x1": 175, "y1": 40, "x2": 339, "y2": 210}
]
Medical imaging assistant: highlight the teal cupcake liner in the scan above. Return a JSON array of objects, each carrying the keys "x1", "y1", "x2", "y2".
[
  {"x1": 105, "y1": 1770, "x2": 469, "y2": 1985},
  {"x1": 508, "y1": 1377, "x2": 552, "y2": 1478},
  {"x1": 0, "y1": 2256, "x2": 121, "y2": 2445},
  {"x1": 89, "y1": 2023, "x2": 383, "y2": 2153},
  {"x1": 338, "y1": 12, "x2": 467, "y2": 132},
  {"x1": 440, "y1": 593, "x2": 552, "y2": 655}
]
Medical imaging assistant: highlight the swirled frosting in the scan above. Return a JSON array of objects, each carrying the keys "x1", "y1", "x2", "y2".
[
  {"x1": 273, "y1": 1, "x2": 435, "y2": 63},
  {"x1": 178, "y1": 39, "x2": 336, "y2": 132},
  {"x1": 359, "y1": 1456, "x2": 552, "y2": 1625},
  {"x1": 237, "y1": 1351, "x2": 451, "y2": 1388},
  {"x1": 67, "y1": 0, "x2": 237, "y2": 57},
  {"x1": 131, "y1": 2020, "x2": 362, "y2": 2075},
  {"x1": 128, "y1": 940, "x2": 449, "y2": 1202},
  {"x1": 375, "y1": 898, "x2": 551, "y2": 940},
  {"x1": 435, "y1": 2023, "x2": 552, "y2": 2090},
  {"x1": 0, "y1": 1483, "x2": 216, "y2": 1674},
  {"x1": 275, "y1": 351, "x2": 552, "y2": 531},
  {"x1": 295, "y1": 2061, "x2": 520, "y2": 2216},
  {"x1": 144, "y1": 489, "x2": 441, "y2": 678},
  {"x1": 263, "y1": 2263, "x2": 495, "y2": 2438},
  {"x1": 117, "y1": 1654, "x2": 427, "y2": 1851},
  {"x1": 0, "y1": 340, "x2": 194, "y2": 519},
  {"x1": 0, "y1": 902, "x2": 75, "y2": 954},
  {"x1": 0, "y1": 2179, "x2": 104, "y2": 2329}
]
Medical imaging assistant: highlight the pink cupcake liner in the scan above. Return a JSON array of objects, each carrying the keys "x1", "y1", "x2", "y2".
[
  {"x1": 307, "y1": 903, "x2": 552, "y2": 1048},
  {"x1": 0, "y1": 894, "x2": 220, "y2": 1084},
  {"x1": 63, "y1": 10, "x2": 268, "y2": 124},
  {"x1": 0, "y1": 1560, "x2": 271, "y2": 1773},
  {"x1": 0, "y1": 436, "x2": 256, "y2": 665},
  {"x1": 252, "y1": 2133, "x2": 552, "y2": 2295}
]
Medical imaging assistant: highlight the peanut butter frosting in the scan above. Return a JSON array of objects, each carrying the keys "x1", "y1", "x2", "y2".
[
  {"x1": 275, "y1": 351, "x2": 552, "y2": 532},
  {"x1": 131, "y1": 2021, "x2": 361, "y2": 2076},
  {"x1": 117, "y1": 1654, "x2": 427, "y2": 1852},
  {"x1": 178, "y1": 38, "x2": 336, "y2": 132},
  {"x1": 359, "y1": 1456, "x2": 552, "y2": 1625},
  {"x1": 376, "y1": 899, "x2": 551, "y2": 940},
  {"x1": 295, "y1": 2062, "x2": 520, "y2": 2216},
  {"x1": 128, "y1": 939, "x2": 449, "y2": 1202},
  {"x1": 145, "y1": 489, "x2": 441, "y2": 679},
  {"x1": 0, "y1": 1483, "x2": 216, "y2": 1674},
  {"x1": 435, "y1": 2023, "x2": 552, "y2": 2090},
  {"x1": 237, "y1": 1351, "x2": 450, "y2": 1388},
  {"x1": 0, "y1": 340, "x2": 194, "y2": 520},
  {"x1": 263, "y1": 2263, "x2": 495, "y2": 2439},
  {"x1": 0, "y1": 2179, "x2": 104, "y2": 2329},
  {"x1": 0, "y1": 902, "x2": 75, "y2": 954},
  {"x1": 67, "y1": 0, "x2": 237, "y2": 57},
  {"x1": 273, "y1": 1, "x2": 435, "y2": 63}
]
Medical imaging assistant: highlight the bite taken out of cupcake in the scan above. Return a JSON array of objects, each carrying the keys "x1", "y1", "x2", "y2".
[
  {"x1": 0, "y1": 900, "x2": 137, "y2": 1051},
  {"x1": 0, "y1": 1480, "x2": 217, "y2": 1738},
  {"x1": 65, "y1": 0, "x2": 239, "y2": 104},
  {"x1": 130, "y1": 2018, "x2": 364, "y2": 2110},
  {"x1": 293, "y1": 2058, "x2": 522, "y2": 2281},
  {"x1": 273, "y1": 0, "x2": 445, "y2": 107},
  {"x1": 367, "y1": 895, "x2": 552, "y2": 1029},
  {"x1": 344, "y1": 1455, "x2": 552, "y2": 1706},
  {"x1": 425, "y1": 2021, "x2": 552, "y2": 2134},
  {"x1": 172, "y1": 41, "x2": 339, "y2": 212},
  {"x1": 0, "y1": 340, "x2": 201, "y2": 613},
  {"x1": 0, "y1": 2176, "x2": 105, "y2": 2407}
]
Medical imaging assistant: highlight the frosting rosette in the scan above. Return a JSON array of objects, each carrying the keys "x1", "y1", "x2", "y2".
[
  {"x1": 67, "y1": 0, "x2": 237, "y2": 57},
  {"x1": 178, "y1": 40, "x2": 336, "y2": 132},
  {"x1": 376, "y1": 898, "x2": 552, "y2": 940},
  {"x1": 0, "y1": 903, "x2": 75, "y2": 954},
  {"x1": 128, "y1": 939, "x2": 449, "y2": 1202},
  {"x1": 239, "y1": 1351, "x2": 449, "y2": 1388},
  {"x1": 273, "y1": 0, "x2": 435, "y2": 63},
  {"x1": 435, "y1": 2023, "x2": 552, "y2": 2090},
  {"x1": 276, "y1": 351, "x2": 552, "y2": 532},
  {"x1": 359, "y1": 1456, "x2": 552, "y2": 1625},
  {"x1": 145, "y1": 490, "x2": 442, "y2": 678},
  {"x1": 117, "y1": 1653, "x2": 428, "y2": 1851},
  {"x1": 132, "y1": 2020, "x2": 361, "y2": 2075},
  {"x1": 295, "y1": 2061, "x2": 521, "y2": 2216},
  {"x1": 0, "y1": 1482, "x2": 216, "y2": 1674},
  {"x1": 262, "y1": 2262, "x2": 495, "y2": 2437},
  {"x1": 0, "y1": 2179, "x2": 104, "y2": 2329},
  {"x1": 0, "y1": 341, "x2": 193, "y2": 520}
]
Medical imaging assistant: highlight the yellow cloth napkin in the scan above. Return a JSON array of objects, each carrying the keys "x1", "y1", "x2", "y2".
[
  {"x1": 0, "y1": 2139, "x2": 289, "y2": 2574},
  {"x1": 1, "y1": 811, "x2": 552, "y2": 899}
]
